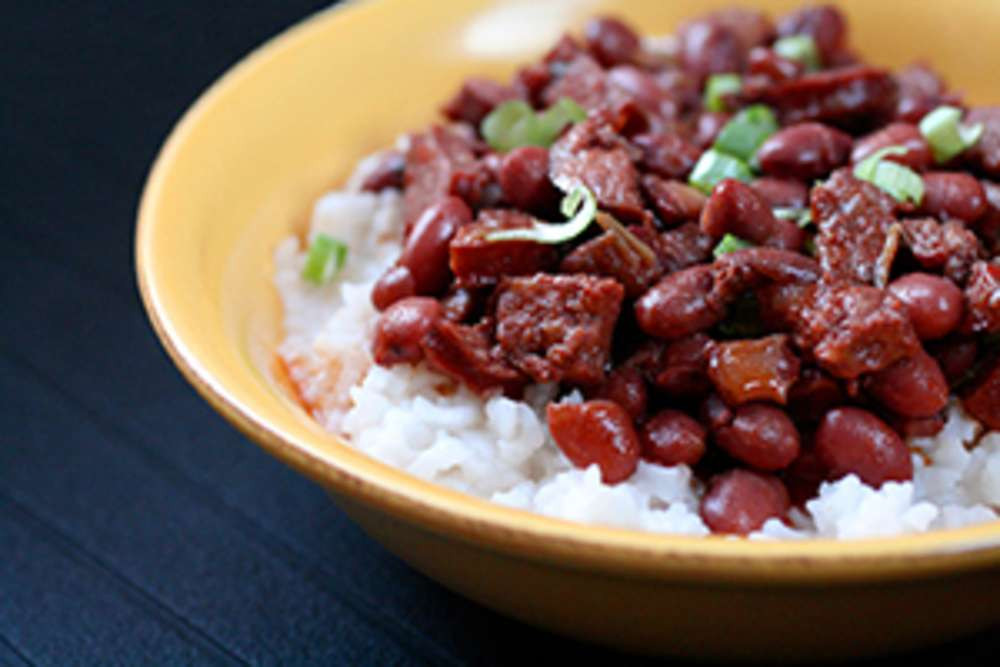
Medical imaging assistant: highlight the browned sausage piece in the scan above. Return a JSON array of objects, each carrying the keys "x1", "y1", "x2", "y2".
[
  {"x1": 713, "y1": 404, "x2": 800, "y2": 471},
  {"x1": 887, "y1": 273, "x2": 964, "y2": 340},
  {"x1": 700, "y1": 179, "x2": 804, "y2": 250},
  {"x1": 814, "y1": 407, "x2": 913, "y2": 486},
  {"x1": 756, "y1": 123, "x2": 852, "y2": 180},
  {"x1": 399, "y1": 196, "x2": 471, "y2": 295},
  {"x1": 547, "y1": 400, "x2": 641, "y2": 483},
  {"x1": 700, "y1": 469, "x2": 790, "y2": 535},
  {"x1": 707, "y1": 335, "x2": 801, "y2": 406},
  {"x1": 850, "y1": 123, "x2": 932, "y2": 171},
  {"x1": 421, "y1": 320, "x2": 525, "y2": 396},
  {"x1": 560, "y1": 230, "x2": 663, "y2": 299},
  {"x1": 640, "y1": 410, "x2": 706, "y2": 467},
  {"x1": 372, "y1": 297, "x2": 442, "y2": 366},
  {"x1": 865, "y1": 351, "x2": 949, "y2": 418},
  {"x1": 920, "y1": 172, "x2": 987, "y2": 223}
]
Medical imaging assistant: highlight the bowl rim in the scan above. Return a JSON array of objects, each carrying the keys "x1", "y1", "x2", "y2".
[{"x1": 135, "y1": 0, "x2": 1000, "y2": 585}]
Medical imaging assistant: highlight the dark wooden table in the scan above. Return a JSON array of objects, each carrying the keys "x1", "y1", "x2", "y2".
[{"x1": 1, "y1": 2, "x2": 995, "y2": 664}]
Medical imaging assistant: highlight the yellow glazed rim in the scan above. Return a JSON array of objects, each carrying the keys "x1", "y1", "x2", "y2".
[{"x1": 136, "y1": 0, "x2": 1000, "y2": 586}]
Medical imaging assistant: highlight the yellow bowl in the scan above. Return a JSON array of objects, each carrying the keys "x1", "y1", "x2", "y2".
[{"x1": 136, "y1": 0, "x2": 1000, "y2": 660}]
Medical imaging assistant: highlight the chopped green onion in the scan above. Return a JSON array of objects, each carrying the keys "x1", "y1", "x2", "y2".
[
  {"x1": 919, "y1": 105, "x2": 984, "y2": 163},
  {"x1": 773, "y1": 207, "x2": 813, "y2": 227},
  {"x1": 536, "y1": 97, "x2": 587, "y2": 139},
  {"x1": 773, "y1": 35, "x2": 822, "y2": 71},
  {"x1": 481, "y1": 97, "x2": 586, "y2": 152},
  {"x1": 302, "y1": 234, "x2": 348, "y2": 285},
  {"x1": 853, "y1": 145, "x2": 924, "y2": 205},
  {"x1": 713, "y1": 104, "x2": 779, "y2": 162},
  {"x1": 485, "y1": 184, "x2": 597, "y2": 244},
  {"x1": 689, "y1": 149, "x2": 754, "y2": 194},
  {"x1": 712, "y1": 233, "x2": 753, "y2": 259},
  {"x1": 704, "y1": 73, "x2": 742, "y2": 113}
]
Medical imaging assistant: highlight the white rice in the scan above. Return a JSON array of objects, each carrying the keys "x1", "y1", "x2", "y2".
[{"x1": 274, "y1": 157, "x2": 1000, "y2": 539}]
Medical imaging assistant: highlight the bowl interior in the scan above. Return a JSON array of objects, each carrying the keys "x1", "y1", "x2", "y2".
[{"x1": 137, "y1": 0, "x2": 1000, "y2": 580}]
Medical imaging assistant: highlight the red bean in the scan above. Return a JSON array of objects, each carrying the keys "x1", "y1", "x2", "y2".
[
  {"x1": 498, "y1": 146, "x2": 559, "y2": 213},
  {"x1": 713, "y1": 404, "x2": 800, "y2": 471},
  {"x1": 929, "y1": 338, "x2": 979, "y2": 386},
  {"x1": 399, "y1": 196, "x2": 471, "y2": 295},
  {"x1": 707, "y1": 335, "x2": 801, "y2": 406},
  {"x1": 893, "y1": 413, "x2": 946, "y2": 439},
  {"x1": 692, "y1": 111, "x2": 730, "y2": 148},
  {"x1": 776, "y1": 5, "x2": 846, "y2": 63},
  {"x1": 747, "y1": 46, "x2": 803, "y2": 83},
  {"x1": 678, "y1": 20, "x2": 743, "y2": 80},
  {"x1": 850, "y1": 123, "x2": 932, "y2": 171},
  {"x1": 756, "y1": 123, "x2": 852, "y2": 180},
  {"x1": 439, "y1": 286, "x2": 486, "y2": 323},
  {"x1": 700, "y1": 469, "x2": 790, "y2": 535},
  {"x1": 360, "y1": 150, "x2": 406, "y2": 192},
  {"x1": 920, "y1": 172, "x2": 987, "y2": 223},
  {"x1": 888, "y1": 273, "x2": 964, "y2": 340},
  {"x1": 865, "y1": 351, "x2": 949, "y2": 418},
  {"x1": 547, "y1": 400, "x2": 641, "y2": 484},
  {"x1": 700, "y1": 179, "x2": 804, "y2": 250},
  {"x1": 640, "y1": 410, "x2": 706, "y2": 466},
  {"x1": 787, "y1": 367, "x2": 844, "y2": 422},
  {"x1": 592, "y1": 367, "x2": 648, "y2": 421},
  {"x1": 372, "y1": 297, "x2": 442, "y2": 366},
  {"x1": 750, "y1": 177, "x2": 808, "y2": 209},
  {"x1": 962, "y1": 358, "x2": 1000, "y2": 430},
  {"x1": 371, "y1": 264, "x2": 416, "y2": 311},
  {"x1": 814, "y1": 407, "x2": 913, "y2": 486},
  {"x1": 701, "y1": 393, "x2": 734, "y2": 431},
  {"x1": 584, "y1": 16, "x2": 641, "y2": 67},
  {"x1": 634, "y1": 265, "x2": 725, "y2": 340}
]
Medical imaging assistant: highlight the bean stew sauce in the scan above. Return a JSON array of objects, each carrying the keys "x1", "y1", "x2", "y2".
[{"x1": 365, "y1": 6, "x2": 999, "y2": 534}]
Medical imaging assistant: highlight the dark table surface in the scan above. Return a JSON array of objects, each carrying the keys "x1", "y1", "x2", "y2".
[{"x1": 1, "y1": 2, "x2": 997, "y2": 665}]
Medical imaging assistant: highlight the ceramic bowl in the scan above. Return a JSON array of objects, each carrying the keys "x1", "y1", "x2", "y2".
[{"x1": 136, "y1": 0, "x2": 1000, "y2": 660}]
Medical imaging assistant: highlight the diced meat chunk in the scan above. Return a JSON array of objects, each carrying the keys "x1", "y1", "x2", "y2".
[
  {"x1": 560, "y1": 230, "x2": 662, "y2": 298},
  {"x1": 708, "y1": 335, "x2": 800, "y2": 406},
  {"x1": 811, "y1": 169, "x2": 898, "y2": 284},
  {"x1": 632, "y1": 132, "x2": 702, "y2": 180},
  {"x1": 650, "y1": 222, "x2": 715, "y2": 272},
  {"x1": 900, "y1": 218, "x2": 984, "y2": 284},
  {"x1": 449, "y1": 210, "x2": 558, "y2": 287},
  {"x1": 550, "y1": 119, "x2": 648, "y2": 222},
  {"x1": 960, "y1": 261, "x2": 1000, "y2": 334},
  {"x1": 495, "y1": 274, "x2": 624, "y2": 385},
  {"x1": 795, "y1": 283, "x2": 921, "y2": 379},
  {"x1": 642, "y1": 176, "x2": 707, "y2": 226},
  {"x1": 542, "y1": 53, "x2": 608, "y2": 111},
  {"x1": 441, "y1": 78, "x2": 519, "y2": 126},
  {"x1": 422, "y1": 320, "x2": 525, "y2": 395}
]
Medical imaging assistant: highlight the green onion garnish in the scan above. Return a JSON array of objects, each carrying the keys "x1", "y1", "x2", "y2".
[
  {"x1": 689, "y1": 149, "x2": 754, "y2": 194},
  {"x1": 712, "y1": 233, "x2": 754, "y2": 259},
  {"x1": 853, "y1": 145, "x2": 924, "y2": 205},
  {"x1": 485, "y1": 183, "x2": 597, "y2": 244},
  {"x1": 773, "y1": 35, "x2": 822, "y2": 71},
  {"x1": 919, "y1": 105, "x2": 984, "y2": 163},
  {"x1": 773, "y1": 207, "x2": 813, "y2": 227},
  {"x1": 302, "y1": 234, "x2": 348, "y2": 285},
  {"x1": 481, "y1": 97, "x2": 586, "y2": 153},
  {"x1": 713, "y1": 104, "x2": 779, "y2": 163},
  {"x1": 704, "y1": 73, "x2": 742, "y2": 113}
]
